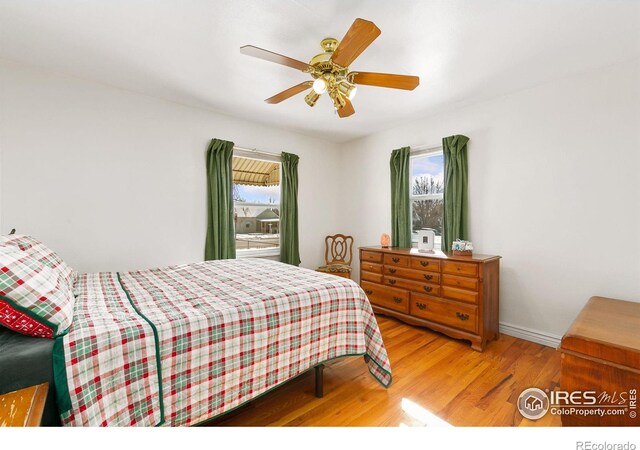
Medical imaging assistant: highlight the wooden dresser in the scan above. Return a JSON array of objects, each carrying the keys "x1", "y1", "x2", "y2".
[
  {"x1": 559, "y1": 296, "x2": 640, "y2": 426},
  {"x1": 359, "y1": 246, "x2": 500, "y2": 351}
]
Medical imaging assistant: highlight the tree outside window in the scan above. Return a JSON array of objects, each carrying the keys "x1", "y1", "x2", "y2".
[{"x1": 410, "y1": 152, "x2": 444, "y2": 250}]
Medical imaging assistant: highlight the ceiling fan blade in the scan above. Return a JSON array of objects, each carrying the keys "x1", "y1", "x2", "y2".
[
  {"x1": 338, "y1": 98, "x2": 355, "y2": 118},
  {"x1": 265, "y1": 82, "x2": 313, "y2": 104},
  {"x1": 349, "y1": 72, "x2": 420, "y2": 90},
  {"x1": 240, "y1": 45, "x2": 311, "y2": 72},
  {"x1": 331, "y1": 18, "x2": 381, "y2": 68}
]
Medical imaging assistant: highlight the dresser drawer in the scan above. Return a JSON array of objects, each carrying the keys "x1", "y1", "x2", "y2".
[
  {"x1": 410, "y1": 257, "x2": 440, "y2": 273},
  {"x1": 384, "y1": 276, "x2": 440, "y2": 296},
  {"x1": 361, "y1": 270, "x2": 383, "y2": 283},
  {"x1": 442, "y1": 285, "x2": 479, "y2": 304},
  {"x1": 384, "y1": 266, "x2": 440, "y2": 284},
  {"x1": 410, "y1": 294, "x2": 478, "y2": 333},
  {"x1": 442, "y1": 260, "x2": 478, "y2": 277},
  {"x1": 361, "y1": 261, "x2": 382, "y2": 274},
  {"x1": 361, "y1": 250, "x2": 383, "y2": 263},
  {"x1": 361, "y1": 281, "x2": 409, "y2": 314},
  {"x1": 384, "y1": 254, "x2": 410, "y2": 267},
  {"x1": 442, "y1": 274, "x2": 479, "y2": 291}
]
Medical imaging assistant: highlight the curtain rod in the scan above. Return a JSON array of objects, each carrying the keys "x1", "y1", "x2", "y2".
[
  {"x1": 233, "y1": 145, "x2": 281, "y2": 158},
  {"x1": 412, "y1": 143, "x2": 442, "y2": 152}
]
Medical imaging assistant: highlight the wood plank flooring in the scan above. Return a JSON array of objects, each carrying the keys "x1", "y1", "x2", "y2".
[{"x1": 209, "y1": 316, "x2": 561, "y2": 427}]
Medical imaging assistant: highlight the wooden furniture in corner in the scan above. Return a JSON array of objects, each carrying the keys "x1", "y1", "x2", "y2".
[
  {"x1": 359, "y1": 246, "x2": 501, "y2": 351},
  {"x1": 559, "y1": 296, "x2": 640, "y2": 427},
  {"x1": 316, "y1": 234, "x2": 354, "y2": 279},
  {"x1": 0, "y1": 383, "x2": 48, "y2": 427}
]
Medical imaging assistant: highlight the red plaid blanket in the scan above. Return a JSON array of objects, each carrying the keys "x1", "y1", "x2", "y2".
[{"x1": 54, "y1": 259, "x2": 391, "y2": 426}]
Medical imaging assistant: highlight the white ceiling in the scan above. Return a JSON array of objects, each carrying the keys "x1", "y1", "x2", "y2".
[{"x1": 1, "y1": 0, "x2": 639, "y2": 143}]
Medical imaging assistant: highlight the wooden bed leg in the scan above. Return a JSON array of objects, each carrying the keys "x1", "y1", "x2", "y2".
[{"x1": 314, "y1": 364, "x2": 324, "y2": 398}]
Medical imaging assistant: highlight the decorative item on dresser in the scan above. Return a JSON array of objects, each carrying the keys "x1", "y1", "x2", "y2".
[
  {"x1": 359, "y1": 246, "x2": 501, "y2": 351},
  {"x1": 416, "y1": 229, "x2": 435, "y2": 253},
  {"x1": 559, "y1": 296, "x2": 640, "y2": 427}
]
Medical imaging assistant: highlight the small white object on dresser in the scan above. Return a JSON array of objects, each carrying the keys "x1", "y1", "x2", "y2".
[{"x1": 417, "y1": 229, "x2": 435, "y2": 252}]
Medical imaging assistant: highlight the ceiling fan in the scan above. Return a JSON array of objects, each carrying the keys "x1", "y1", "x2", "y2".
[{"x1": 240, "y1": 18, "x2": 419, "y2": 118}]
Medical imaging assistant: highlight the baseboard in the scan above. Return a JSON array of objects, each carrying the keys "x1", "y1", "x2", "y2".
[{"x1": 499, "y1": 322, "x2": 562, "y2": 349}]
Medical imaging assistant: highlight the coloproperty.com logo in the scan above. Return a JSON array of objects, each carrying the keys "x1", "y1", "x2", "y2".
[{"x1": 517, "y1": 387, "x2": 638, "y2": 420}]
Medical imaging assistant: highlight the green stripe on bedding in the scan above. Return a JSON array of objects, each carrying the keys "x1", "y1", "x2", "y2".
[
  {"x1": 116, "y1": 272, "x2": 166, "y2": 426},
  {"x1": 53, "y1": 334, "x2": 72, "y2": 414}
]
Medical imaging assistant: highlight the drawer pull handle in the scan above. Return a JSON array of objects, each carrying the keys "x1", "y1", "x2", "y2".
[
  {"x1": 423, "y1": 286, "x2": 432, "y2": 293},
  {"x1": 456, "y1": 312, "x2": 470, "y2": 321},
  {"x1": 416, "y1": 302, "x2": 427, "y2": 310},
  {"x1": 392, "y1": 257, "x2": 400, "y2": 263},
  {"x1": 365, "y1": 289, "x2": 373, "y2": 295},
  {"x1": 423, "y1": 274, "x2": 433, "y2": 281},
  {"x1": 393, "y1": 297, "x2": 402, "y2": 304},
  {"x1": 388, "y1": 279, "x2": 397, "y2": 285},
  {"x1": 420, "y1": 261, "x2": 429, "y2": 267},
  {"x1": 389, "y1": 268, "x2": 397, "y2": 274}
]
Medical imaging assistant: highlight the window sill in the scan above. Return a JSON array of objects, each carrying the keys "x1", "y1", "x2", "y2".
[{"x1": 236, "y1": 248, "x2": 281, "y2": 259}]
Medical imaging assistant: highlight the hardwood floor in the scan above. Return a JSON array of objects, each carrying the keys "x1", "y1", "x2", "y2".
[{"x1": 210, "y1": 316, "x2": 561, "y2": 427}]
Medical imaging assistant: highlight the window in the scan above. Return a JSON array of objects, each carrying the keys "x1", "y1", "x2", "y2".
[
  {"x1": 410, "y1": 151, "x2": 444, "y2": 250},
  {"x1": 232, "y1": 153, "x2": 281, "y2": 258}
]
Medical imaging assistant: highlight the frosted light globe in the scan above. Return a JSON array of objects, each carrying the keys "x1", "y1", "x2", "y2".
[{"x1": 313, "y1": 78, "x2": 327, "y2": 94}]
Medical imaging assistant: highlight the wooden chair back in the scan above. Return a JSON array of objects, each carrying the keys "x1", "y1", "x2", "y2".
[{"x1": 324, "y1": 234, "x2": 354, "y2": 266}]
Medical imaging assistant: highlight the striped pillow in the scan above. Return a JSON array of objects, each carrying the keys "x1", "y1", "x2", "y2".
[
  {"x1": 0, "y1": 245, "x2": 75, "y2": 338},
  {"x1": 1, "y1": 234, "x2": 76, "y2": 286}
]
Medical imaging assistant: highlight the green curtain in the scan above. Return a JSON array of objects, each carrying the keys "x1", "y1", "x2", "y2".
[
  {"x1": 204, "y1": 138, "x2": 236, "y2": 260},
  {"x1": 390, "y1": 146, "x2": 412, "y2": 248},
  {"x1": 442, "y1": 135, "x2": 470, "y2": 253},
  {"x1": 280, "y1": 152, "x2": 301, "y2": 266}
]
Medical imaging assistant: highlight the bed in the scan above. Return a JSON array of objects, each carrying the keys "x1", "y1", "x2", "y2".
[{"x1": 28, "y1": 257, "x2": 390, "y2": 426}]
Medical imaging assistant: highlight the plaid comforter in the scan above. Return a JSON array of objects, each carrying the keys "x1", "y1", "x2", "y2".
[{"x1": 54, "y1": 259, "x2": 391, "y2": 426}]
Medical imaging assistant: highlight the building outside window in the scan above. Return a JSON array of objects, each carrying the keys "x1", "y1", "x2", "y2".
[
  {"x1": 410, "y1": 150, "x2": 444, "y2": 251},
  {"x1": 232, "y1": 153, "x2": 281, "y2": 258}
]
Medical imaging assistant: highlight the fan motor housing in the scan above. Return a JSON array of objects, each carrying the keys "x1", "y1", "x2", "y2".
[{"x1": 309, "y1": 38, "x2": 348, "y2": 79}]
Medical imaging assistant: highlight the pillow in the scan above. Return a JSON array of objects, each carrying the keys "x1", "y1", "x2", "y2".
[
  {"x1": 0, "y1": 245, "x2": 75, "y2": 338},
  {"x1": 1, "y1": 234, "x2": 76, "y2": 286}
]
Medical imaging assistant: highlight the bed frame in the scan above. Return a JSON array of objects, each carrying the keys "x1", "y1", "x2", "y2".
[{"x1": 314, "y1": 364, "x2": 324, "y2": 398}]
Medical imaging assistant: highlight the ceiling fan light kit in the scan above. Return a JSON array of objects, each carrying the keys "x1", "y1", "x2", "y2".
[
  {"x1": 240, "y1": 18, "x2": 419, "y2": 118},
  {"x1": 312, "y1": 78, "x2": 327, "y2": 94},
  {"x1": 337, "y1": 82, "x2": 357, "y2": 101},
  {"x1": 304, "y1": 90, "x2": 320, "y2": 107}
]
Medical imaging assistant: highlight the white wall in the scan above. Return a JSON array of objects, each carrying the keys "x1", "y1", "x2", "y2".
[
  {"x1": 2, "y1": 56, "x2": 638, "y2": 343},
  {"x1": 339, "y1": 58, "x2": 640, "y2": 339},
  {"x1": 0, "y1": 59, "x2": 342, "y2": 272}
]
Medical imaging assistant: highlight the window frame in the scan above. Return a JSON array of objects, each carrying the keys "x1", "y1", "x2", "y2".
[
  {"x1": 232, "y1": 150, "x2": 282, "y2": 259},
  {"x1": 409, "y1": 147, "x2": 444, "y2": 249}
]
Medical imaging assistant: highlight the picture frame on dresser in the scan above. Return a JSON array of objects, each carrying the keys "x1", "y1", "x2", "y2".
[{"x1": 359, "y1": 246, "x2": 501, "y2": 351}]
